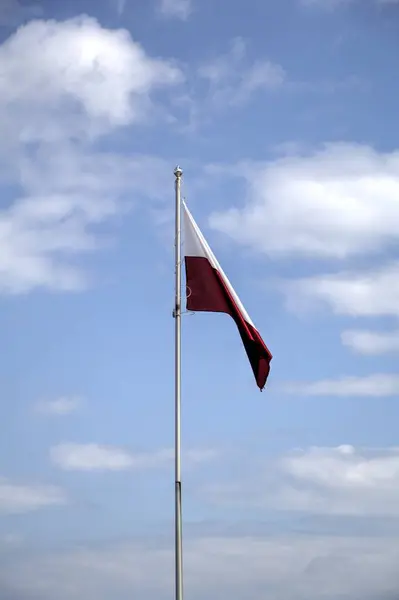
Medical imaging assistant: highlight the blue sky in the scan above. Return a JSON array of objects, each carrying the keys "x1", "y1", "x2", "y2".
[{"x1": 1, "y1": 0, "x2": 399, "y2": 598}]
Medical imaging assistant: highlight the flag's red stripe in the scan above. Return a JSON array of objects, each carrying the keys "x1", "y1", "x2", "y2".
[{"x1": 185, "y1": 256, "x2": 272, "y2": 390}]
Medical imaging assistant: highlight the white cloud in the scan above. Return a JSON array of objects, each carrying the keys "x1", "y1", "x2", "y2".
[
  {"x1": 1, "y1": 531, "x2": 399, "y2": 600},
  {"x1": 3, "y1": 444, "x2": 399, "y2": 596},
  {"x1": 279, "y1": 445, "x2": 399, "y2": 515},
  {"x1": 184, "y1": 448, "x2": 220, "y2": 464},
  {"x1": 0, "y1": 151, "x2": 172, "y2": 294},
  {"x1": 50, "y1": 443, "x2": 144, "y2": 471},
  {"x1": 284, "y1": 262, "x2": 399, "y2": 317},
  {"x1": 341, "y1": 329, "x2": 399, "y2": 355},
  {"x1": 300, "y1": 0, "x2": 351, "y2": 7},
  {"x1": 0, "y1": 478, "x2": 66, "y2": 514},
  {"x1": 35, "y1": 396, "x2": 82, "y2": 416},
  {"x1": 202, "y1": 445, "x2": 399, "y2": 517},
  {"x1": 159, "y1": 0, "x2": 192, "y2": 20},
  {"x1": 301, "y1": 0, "x2": 398, "y2": 7},
  {"x1": 209, "y1": 143, "x2": 399, "y2": 259},
  {"x1": 0, "y1": 17, "x2": 181, "y2": 294},
  {"x1": 300, "y1": 0, "x2": 399, "y2": 9},
  {"x1": 50, "y1": 443, "x2": 217, "y2": 471},
  {"x1": 0, "y1": 16, "x2": 182, "y2": 135},
  {"x1": 198, "y1": 37, "x2": 285, "y2": 108},
  {"x1": 283, "y1": 374, "x2": 399, "y2": 397}
]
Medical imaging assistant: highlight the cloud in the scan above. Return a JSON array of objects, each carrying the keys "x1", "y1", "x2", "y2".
[
  {"x1": 3, "y1": 444, "x2": 399, "y2": 595},
  {"x1": 283, "y1": 374, "x2": 399, "y2": 397},
  {"x1": 284, "y1": 262, "x2": 399, "y2": 317},
  {"x1": 209, "y1": 143, "x2": 399, "y2": 259},
  {"x1": 0, "y1": 533, "x2": 24, "y2": 549},
  {"x1": 0, "y1": 478, "x2": 66, "y2": 514},
  {"x1": 0, "y1": 0, "x2": 42, "y2": 26},
  {"x1": 35, "y1": 396, "x2": 82, "y2": 416},
  {"x1": 50, "y1": 443, "x2": 149, "y2": 471},
  {"x1": 279, "y1": 445, "x2": 399, "y2": 515},
  {"x1": 300, "y1": 0, "x2": 351, "y2": 7},
  {"x1": 184, "y1": 448, "x2": 220, "y2": 464},
  {"x1": 114, "y1": 0, "x2": 126, "y2": 15},
  {"x1": 0, "y1": 150, "x2": 171, "y2": 294},
  {"x1": 158, "y1": 0, "x2": 192, "y2": 20},
  {"x1": 171, "y1": 37, "x2": 287, "y2": 131},
  {"x1": 341, "y1": 329, "x2": 399, "y2": 355},
  {"x1": 202, "y1": 445, "x2": 399, "y2": 518},
  {"x1": 0, "y1": 16, "x2": 182, "y2": 135},
  {"x1": 1, "y1": 530, "x2": 399, "y2": 600},
  {"x1": 198, "y1": 37, "x2": 285, "y2": 108},
  {"x1": 50, "y1": 443, "x2": 217, "y2": 471},
  {"x1": 301, "y1": 0, "x2": 399, "y2": 7},
  {"x1": 0, "y1": 17, "x2": 181, "y2": 294}
]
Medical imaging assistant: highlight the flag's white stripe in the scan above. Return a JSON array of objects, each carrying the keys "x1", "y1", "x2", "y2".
[
  {"x1": 183, "y1": 203, "x2": 209, "y2": 260},
  {"x1": 183, "y1": 202, "x2": 255, "y2": 328}
]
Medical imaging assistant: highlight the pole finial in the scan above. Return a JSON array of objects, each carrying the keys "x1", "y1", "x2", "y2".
[{"x1": 174, "y1": 165, "x2": 183, "y2": 178}]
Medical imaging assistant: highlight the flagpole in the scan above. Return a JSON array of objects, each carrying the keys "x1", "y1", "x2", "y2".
[{"x1": 173, "y1": 165, "x2": 183, "y2": 600}]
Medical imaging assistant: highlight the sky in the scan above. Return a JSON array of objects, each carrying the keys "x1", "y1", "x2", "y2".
[{"x1": 1, "y1": 0, "x2": 399, "y2": 598}]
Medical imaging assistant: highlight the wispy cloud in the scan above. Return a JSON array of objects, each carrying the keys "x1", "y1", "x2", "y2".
[
  {"x1": 199, "y1": 37, "x2": 285, "y2": 108},
  {"x1": 279, "y1": 445, "x2": 399, "y2": 515},
  {"x1": 0, "y1": 478, "x2": 66, "y2": 514},
  {"x1": 3, "y1": 445, "x2": 399, "y2": 596},
  {"x1": 50, "y1": 443, "x2": 145, "y2": 471},
  {"x1": 341, "y1": 329, "x2": 399, "y2": 355},
  {"x1": 0, "y1": 0, "x2": 43, "y2": 26},
  {"x1": 35, "y1": 396, "x2": 82, "y2": 416},
  {"x1": 0, "y1": 16, "x2": 182, "y2": 294},
  {"x1": 0, "y1": 533, "x2": 24, "y2": 549},
  {"x1": 201, "y1": 445, "x2": 399, "y2": 517},
  {"x1": 158, "y1": 0, "x2": 193, "y2": 20},
  {"x1": 175, "y1": 37, "x2": 286, "y2": 131},
  {"x1": 283, "y1": 374, "x2": 399, "y2": 397},
  {"x1": 2, "y1": 529, "x2": 399, "y2": 600},
  {"x1": 114, "y1": 0, "x2": 126, "y2": 16},
  {"x1": 300, "y1": 0, "x2": 351, "y2": 8},
  {"x1": 50, "y1": 443, "x2": 218, "y2": 471},
  {"x1": 283, "y1": 262, "x2": 399, "y2": 317},
  {"x1": 301, "y1": 0, "x2": 399, "y2": 8}
]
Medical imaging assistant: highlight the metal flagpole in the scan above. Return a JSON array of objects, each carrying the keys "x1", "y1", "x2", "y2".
[{"x1": 173, "y1": 165, "x2": 183, "y2": 600}]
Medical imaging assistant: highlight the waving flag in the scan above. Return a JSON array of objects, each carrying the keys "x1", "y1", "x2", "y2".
[{"x1": 183, "y1": 201, "x2": 272, "y2": 390}]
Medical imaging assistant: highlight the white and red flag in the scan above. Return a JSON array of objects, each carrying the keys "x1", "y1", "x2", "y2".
[{"x1": 183, "y1": 202, "x2": 272, "y2": 390}]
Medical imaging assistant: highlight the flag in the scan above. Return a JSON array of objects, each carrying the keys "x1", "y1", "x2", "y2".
[{"x1": 183, "y1": 202, "x2": 272, "y2": 390}]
